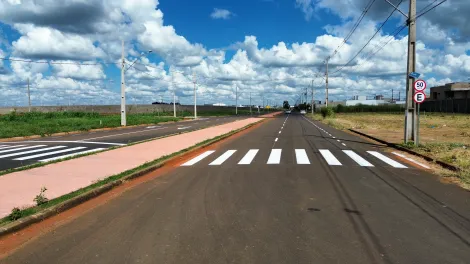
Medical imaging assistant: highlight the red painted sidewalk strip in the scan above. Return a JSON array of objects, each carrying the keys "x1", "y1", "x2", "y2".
[{"x1": 0, "y1": 117, "x2": 265, "y2": 218}]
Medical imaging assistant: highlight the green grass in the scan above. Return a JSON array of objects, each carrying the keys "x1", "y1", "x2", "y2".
[
  {"x1": 0, "y1": 121, "x2": 262, "y2": 227},
  {"x1": 0, "y1": 111, "x2": 182, "y2": 139}
]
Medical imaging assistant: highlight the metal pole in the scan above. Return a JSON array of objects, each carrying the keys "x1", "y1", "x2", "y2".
[
  {"x1": 193, "y1": 71, "x2": 197, "y2": 119},
  {"x1": 120, "y1": 40, "x2": 127, "y2": 126},
  {"x1": 326, "y1": 57, "x2": 329, "y2": 107},
  {"x1": 417, "y1": 103, "x2": 420, "y2": 145},
  {"x1": 404, "y1": 0, "x2": 417, "y2": 144},
  {"x1": 27, "y1": 78, "x2": 31, "y2": 112},
  {"x1": 172, "y1": 71, "x2": 176, "y2": 117},
  {"x1": 311, "y1": 80, "x2": 314, "y2": 114}
]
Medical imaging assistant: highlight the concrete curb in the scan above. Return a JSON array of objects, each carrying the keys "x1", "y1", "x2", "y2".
[
  {"x1": 349, "y1": 129, "x2": 460, "y2": 172},
  {"x1": 0, "y1": 119, "x2": 265, "y2": 237}
]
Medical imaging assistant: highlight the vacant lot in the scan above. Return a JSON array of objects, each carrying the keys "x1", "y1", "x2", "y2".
[
  {"x1": 0, "y1": 112, "x2": 182, "y2": 139},
  {"x1": 309, "y1": 112, "x2": 470, "y2": 187}
]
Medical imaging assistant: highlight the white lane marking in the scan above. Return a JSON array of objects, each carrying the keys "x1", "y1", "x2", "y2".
[
  {"x1": 238, "y1": 149, "x2": 259, "y2": 165},
  {"x1": 0, "y1": 146, "x2": 67, "y2": 158},
  {"x1": 146, "y1": 126, "x2": 161, "y2": 129},
  {"x1": 80, "y1": 127, "x2": 166, "y2": 141},
  {"x1": 39, "y1": 148, "x2": 107, "y2": 162},
  {"x1": 275, "y1": 138, "x2": 278, "y2": 142},
  {"x1": 332, "y1": 136, "x2": 336, "y2": 139},
  {"x1": 279, "y1": 131, "x2": 281, "y2": 134},
  {"x1": 181, "y1": 151, "x2": 215, "y2": 166},
  {"x1": 209, "y1": 150, "x2": 237, "y2": 165},
  {"x1": 367, "y1": 151, "x2": 407, "y2": 168},
  {"x1": 267, "y1": 149, "x2": 282, "y2": 164},
  {"x1": 319, "y1": 149, "x2": 342, "y2": 166},
  {"x1": 0, "y1": 145, "x2": 46, "y2": 154},
  {"x1": 0, "y1": 145, "x2": 26, "y2": 150},
  {"x1": 337, "y1": 140, "x2": 341, "y2": 142},
  {"x1": 343, "y1": 150, "x2": 374, "y2": 167},
  {"x1": 14, "y1": 147, "x2": 87, "y2": 161},
  {"x1": 342, "y1": 143, "x2": 347, "y2": 146},
  {"x1": 392, "y1": 152, "x2": 431, "y2": 169},
  {"x1": 178, "y1": 126, "x2": 192, "y2": 130},
  {"x1": 295, "y1": 149, "x2": 310, "y2": 164},
  {"x1": 18, "y1": 141, "x2": 126, "y2": 146}
]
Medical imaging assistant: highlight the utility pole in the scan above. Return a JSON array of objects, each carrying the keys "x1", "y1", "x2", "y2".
[
  {"x1": 172, "y1": 70, "x2": 176, "y2": 117},
  {"x1": 235, "y1": 85, "x2": 238, "y2": 115},
  {"x1": 249, "y1": 92, "x2": 252, "y2": 115},
  {"x1": 120, "y1": 40, "x2": 126, "y2": 126},
  {"x1": 392, "y1": 89, "x2": 394, "y2": 101},
  {"x1": 404, "y1": 0, "x2": 417, "y2": 144},
  {"x1": 325, "y1": 57, "x2": 329, "y2": 107},
  {"x1": 193, "y1": 70, "x2": 197, "y2": 119},
  {"x1": 27, "y1": 78, "x2": 31, "y2": 112},
  {"x1": 311, "y1": 79, "x2": 314, "y2": 114}
]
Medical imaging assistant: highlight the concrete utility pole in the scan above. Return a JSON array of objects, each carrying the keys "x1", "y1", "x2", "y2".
[
  {"x1": 235, "y1": 85, "x2": 238, "y2": 115},
  {"x1": 404, "y1": 0, "x2": 417, "y2": 144},
  {"x1": 172, "y1": 71, "x2": 176, "y2": 117},
  {"x1": 250, "y1": 92, "x2": 252, "y2": 115},
  {"x1": 325, "y1": 57, "x2": 329, "y2": 107},
  {"x1": 120, "y1": 40, "x2": 127, "y2": 126},
  {"x1": 193, "y1": 71, "x2": 197, "y2": 119},
  {"x1": 311, "y1": 79, "x2": 314, "y2": 114},
  {"x1": 27, "y1": 78, "x2": 31, "y2": 112}
]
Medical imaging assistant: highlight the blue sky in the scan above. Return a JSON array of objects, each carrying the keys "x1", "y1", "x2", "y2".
[{"x1": 0, "y1": 0, "x2": 469, "y2": 107}]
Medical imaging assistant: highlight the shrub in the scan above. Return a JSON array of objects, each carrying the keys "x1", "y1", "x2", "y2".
[
  {"x1": 9, "y1": 207, "x2": 23, "y2": 221},
  {"x1": 321, "y1": 107, "x2": 335, "y2": 118},
  {"x1": 33, "y1": 187, "x2": 49, "y2": 206}
]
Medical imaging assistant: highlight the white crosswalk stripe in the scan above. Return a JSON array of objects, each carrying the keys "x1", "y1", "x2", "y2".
[
  {"x1": 39, "y1": 148, "x2": 106, "y2": 162},
  {"x1": 319, "y1": 149, "x2": 342, "y2": 166},
  {"x1": 0, "y1": 146, "x2": 67, "y2": 158},
  {"x1": 367, "y1": 151, "x2": 407, "y2": 168},
  {"x1": 181, "y1": 151, "x2": 215, "y2": 166},
  {"x1": 295, "y1": 149, "x2": 310, "y2": 164},
  {"x1": 209, "y1": 150, "x2": 237, "y2": 166},
  {"x1": 0, "y1": 145, "x2": 46, "y2": 154},
  {"x1": 238, "y1": 149, "x2": 259, "y2": 165},
  {"x1": 267, "y1": 149, "x2": 282, "y2": 164},
  {"x1": 14, "y1": 147, "x2": 87, "y2": 161},
  {"x1": 343, "y1": 150, "x2": 374, "y2": 167},
  {"x1": 0, "y1": 145, "x2": 26, "y2": 150}
]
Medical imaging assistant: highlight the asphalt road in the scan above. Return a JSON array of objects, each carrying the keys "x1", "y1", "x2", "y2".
[
  {"x1": 0, "y1": 116, "x2": 250, "y2": 171},
  {"x1": 2, "y1": 113, "x2": 469, "y2": 264}
]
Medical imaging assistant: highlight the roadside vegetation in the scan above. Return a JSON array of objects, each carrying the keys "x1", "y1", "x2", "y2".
[
  {"x1": 0, "y1": 111, "x2": 182, "y2": 139},
  {"x1": 308, "y1": 109, "x2": 470, "y2": 188}
]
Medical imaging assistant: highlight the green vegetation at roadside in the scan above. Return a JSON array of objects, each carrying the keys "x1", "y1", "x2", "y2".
[
  {"x1": 0, "y1": 121, "x2": 262, "y2": 227},
  {"x1": 0, "y1": 111, "x2": 182, "y2": 139}
]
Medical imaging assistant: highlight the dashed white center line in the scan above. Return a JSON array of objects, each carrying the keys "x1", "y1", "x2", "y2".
[
  {"x1": 275, "y1": 138, "x2": 278, "y2": 142},
  {"x1": 337, "y1": 140, "x2": 341, "y2": 142},
  {"x1": 279, "y1": 131, "x2": 282, "y2": 134},
  {"x1": 342, "y1": 143, "x2": 347, "y2": 146}
]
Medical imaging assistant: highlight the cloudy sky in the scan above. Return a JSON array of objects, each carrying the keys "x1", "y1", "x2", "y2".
[{"x1": 0, "y1": 0, "x2": 468, "y2": 107}]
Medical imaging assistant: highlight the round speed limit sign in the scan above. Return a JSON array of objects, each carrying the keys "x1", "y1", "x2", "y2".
[{"x1": 413, "y1": 79, "x2": 426, "y2": 92}]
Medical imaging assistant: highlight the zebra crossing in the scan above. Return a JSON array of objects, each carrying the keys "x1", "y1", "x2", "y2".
[
  {"x1": 0, "y1": 144, "x2": 106, "y2": 162},
  {"x1": 181, "y1": 148, "x2": 409, "y2": 168}
]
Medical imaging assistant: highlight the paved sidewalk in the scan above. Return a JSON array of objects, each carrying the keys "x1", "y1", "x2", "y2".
[{"x1": 0, "y1": 116, "x2": 274, "y2": 218}]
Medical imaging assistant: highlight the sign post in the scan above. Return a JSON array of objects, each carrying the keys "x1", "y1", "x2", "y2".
[{"x1": 413, "y1": 79, "x2": 427, "y2": 146}]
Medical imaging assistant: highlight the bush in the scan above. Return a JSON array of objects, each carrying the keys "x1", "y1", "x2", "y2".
[
  {"x1": 9, "y1": 207, "x2": 23, "y2": 221},
  {"x1": 321, "y1": 107, "x2": 335, "y2": 118},
  {"x1": 33, "y1": 187, "x2": 49, "y2": 206}
]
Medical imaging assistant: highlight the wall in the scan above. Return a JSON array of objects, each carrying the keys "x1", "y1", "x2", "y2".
[
  {"x1": 0, "y1": 104, "x2": 256, "y2": 115},
  {"x1": 420, "y1": 99, "x2": 470, "y2": 114}
]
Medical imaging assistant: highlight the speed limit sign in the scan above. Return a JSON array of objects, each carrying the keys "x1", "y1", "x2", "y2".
[
  {"x1": 414, "y1": 79, "x2": 426, "y2": 92},
  {"x1": 413, "y1": 92, "x2": 426, "y2": 104}
]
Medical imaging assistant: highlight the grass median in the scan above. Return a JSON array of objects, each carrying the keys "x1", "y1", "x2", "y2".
[{"x1": 307, "y1": 112, "x2": 470, "y2": 187}]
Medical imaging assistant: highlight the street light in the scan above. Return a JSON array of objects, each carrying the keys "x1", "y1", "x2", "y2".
[{"x1": 120, "y1": 40, "x2": 152, "y2": 126}]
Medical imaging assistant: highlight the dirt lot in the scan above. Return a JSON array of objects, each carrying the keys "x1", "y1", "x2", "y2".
[{"x1": 309, "y1": 112, "x2": 470, "y2": 188}]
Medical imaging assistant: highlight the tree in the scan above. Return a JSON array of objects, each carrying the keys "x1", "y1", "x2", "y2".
[{"x1": 283, "y1": 101, "x2": 290, "y2": 109}]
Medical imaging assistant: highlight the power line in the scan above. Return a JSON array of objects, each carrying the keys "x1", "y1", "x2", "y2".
[
  {"x1": 0, "y1": 57, "x2": 118, "y2": 66},
  {"x1": 329, "y1": 0, "x2": 377, "y2": 59},
  {"x1": 331, "y1": 0, "x2": 404, "y2": 76},
  {"x1": 416, "y1": 0, "x2": 447, "y2": 19}
]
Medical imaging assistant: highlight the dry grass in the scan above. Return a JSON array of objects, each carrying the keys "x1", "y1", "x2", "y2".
[{"x1": 308, "y1": 112, "x2": 470, "y2": 187}]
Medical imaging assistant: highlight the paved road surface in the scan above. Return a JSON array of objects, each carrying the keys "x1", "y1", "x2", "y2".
[
  {"x1": 0, "y1": 116, "x2": 249, "y2": 171},
  {"x1": 2, "y1": 113, "x2": 469, "y2": 264}
]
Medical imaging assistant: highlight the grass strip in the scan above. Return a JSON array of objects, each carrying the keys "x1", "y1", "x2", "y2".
[{"x1": 0, "y1": 119, "x2": 264, "y2": 234}]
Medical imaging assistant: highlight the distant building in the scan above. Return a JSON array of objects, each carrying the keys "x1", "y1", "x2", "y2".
[
  {"x1": 345, "y1": 95, "x2": 386, "y2": 106},
  {"x1": 430, "y1": 82, "x2": 470, "y2": 100},
  {"x1": 212, "y1": 103, "x2": 227, "y2": 106}
]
